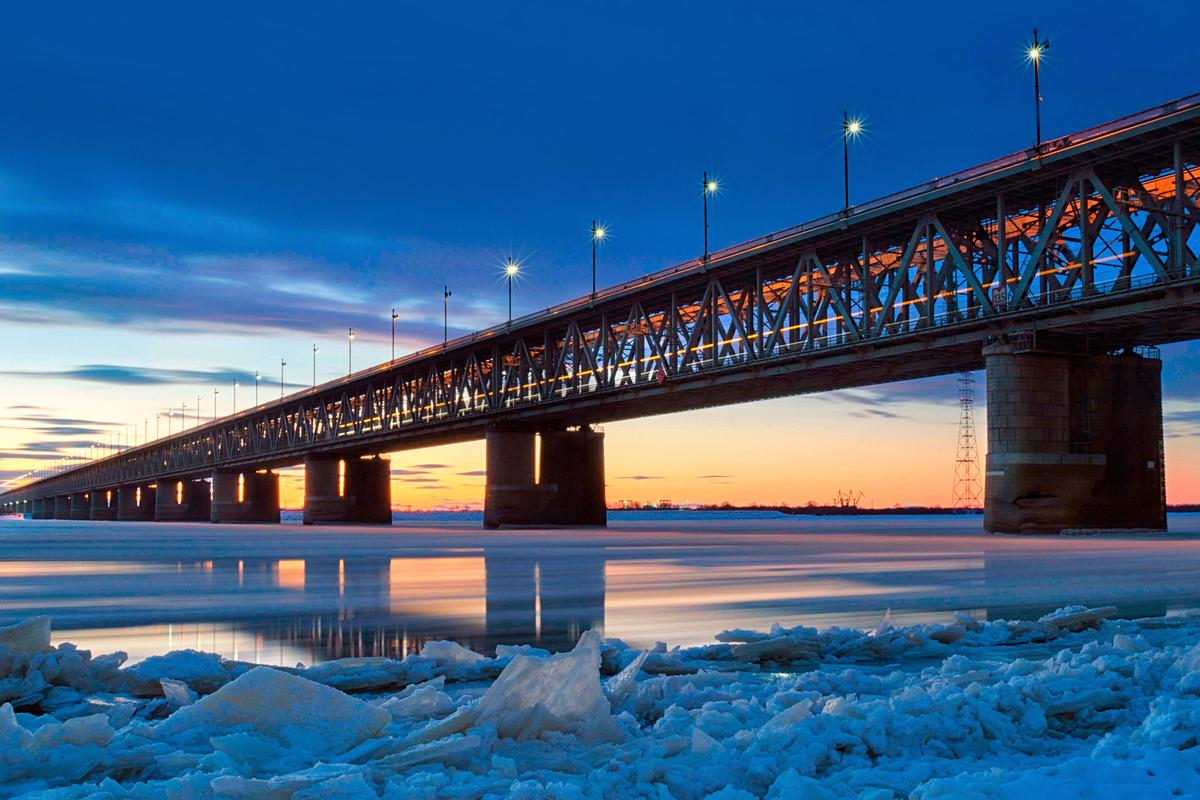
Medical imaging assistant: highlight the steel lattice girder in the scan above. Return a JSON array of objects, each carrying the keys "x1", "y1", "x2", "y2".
[{"x1": 6, "y1": 95, "x2": 1200, "y2": 502}]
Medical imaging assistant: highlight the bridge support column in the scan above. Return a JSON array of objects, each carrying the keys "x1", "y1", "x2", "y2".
[
  {"x1": 89, "y1": 488, "x2": 117, "y2": 521},
  {"x1": 31, "y1": 498, "x2": 51, "y2": 519},
  {"x1": 53, "y1": 496, "x2": 70, "y2": 519},
  {"x1": 117, "y1": 484, "x2": 156, "y2": 521},
  {"x1": 154, "y1": 479, "x2": 212, "y2": 522},
  {"x1": 983, "y1": 344, "x2": 1166, "y2": 534},
  {"x1": 69, "y1": 492, "x2": 91, "y2": 520},
  {"x1": 211, "y1": 470, "x2": 280, "y2": 523},
  {"x1": 483, "y1": 426, "x2": 606, "y2": 528},
  {"x1": 303, "y1": 456, "x2": 391, "y2": 525}
]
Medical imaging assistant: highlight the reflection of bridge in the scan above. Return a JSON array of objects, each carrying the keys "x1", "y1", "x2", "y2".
[
  {"x1": 3, "y1": 95, "x2": 1200, "y2": 533},
  {"x1": 2, "y1": 549, "x2": 606, "y2": 661}
]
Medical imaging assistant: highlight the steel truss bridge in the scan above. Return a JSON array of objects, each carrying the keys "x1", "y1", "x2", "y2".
[{"x1": 4, "y1": 94, "x2": 1200, "y2": 505}]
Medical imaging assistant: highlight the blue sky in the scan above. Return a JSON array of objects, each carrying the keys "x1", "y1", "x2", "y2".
[{"x1": 1, "y1": 1, "x2": 1199, "y2": 505}]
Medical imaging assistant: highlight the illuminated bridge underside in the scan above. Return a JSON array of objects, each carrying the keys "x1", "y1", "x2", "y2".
[{"x1": 4, "y1": 96, "x2": 1200, "y2": 506}]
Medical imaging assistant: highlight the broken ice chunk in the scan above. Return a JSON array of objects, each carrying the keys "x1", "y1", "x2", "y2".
[
  {"x1": 0, "y1": 616, "x2": 51, "y2": 655},
  {"x1": 473, "y1": 630, "x2": 622, "y2": 743},
  {"x1": 159, "y1": 678, "x2": 198, "y2": 707},
  {"x1": 154, "y1": 666, "x2": 390, "y2": 757},
  {"x1": 1038, "y1": 605, "x2": 1117, "y2": 632},
  {"x1": 420, "y1": 640, "x2": 485, "y2": 665}
]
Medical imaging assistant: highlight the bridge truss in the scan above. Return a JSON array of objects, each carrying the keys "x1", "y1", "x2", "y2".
[{"x1": 5, "y1": 95, "x2": 1200, "y2": 502}]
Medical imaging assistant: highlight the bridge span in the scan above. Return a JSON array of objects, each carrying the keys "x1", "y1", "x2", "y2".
[{"x1": 4, "y1": 94, "x2": 1199, "y2": 532}]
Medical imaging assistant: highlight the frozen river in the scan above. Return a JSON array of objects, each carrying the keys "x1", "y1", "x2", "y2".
[{"x1": 2, "y1": 512, "x2": 1200, "y2": 665}]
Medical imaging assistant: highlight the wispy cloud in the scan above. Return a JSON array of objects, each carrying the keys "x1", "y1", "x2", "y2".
[{"x1": 0, "y1": 364, "x2": 304, "y2": 388}]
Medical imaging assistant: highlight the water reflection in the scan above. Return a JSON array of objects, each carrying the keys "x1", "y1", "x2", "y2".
[{"x1": 2, "y1": 516, "x2": 1199, "y2": 665}]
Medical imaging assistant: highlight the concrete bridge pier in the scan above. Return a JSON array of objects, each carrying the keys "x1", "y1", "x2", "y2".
[
  {"x1": 983, "y1": 342, "x2": 1166, "y2": 534},
  {"x1": 117, "y1": 484, "x2": 156, "y2": 521},
  {"x1": 154, "y1": 478, "x2": 212, "y2": 522},
  {"x1": 211, "y1": 470, "x2": 280, "y2": 523},
  {"x1": 483, "y1": 426, "x2": 606, "y2": 528},
  {"x1": 31, "y1": 498, "x2": 51, "y2": 519},
  {"x1": 69, "y1": 492, "x2": 91, "y2": 520},
  {"x1": 52, "y1": 495, "x2": 70, "y2": 519},
  {"x1": 89, "y1": 488, "x2": 117, "y2": 521},
  {"x1": 303, "y1": 456, "x2": 392, "y2": 525}
]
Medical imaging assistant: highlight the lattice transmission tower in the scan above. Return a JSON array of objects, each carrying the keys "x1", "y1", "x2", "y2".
[{"x1": 952, "y1": 372, "x2": 981, "y2": 509}]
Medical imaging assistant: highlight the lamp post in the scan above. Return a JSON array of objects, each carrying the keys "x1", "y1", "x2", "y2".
[
  {"x1": 347, "y1": 328, "x2": 356, "y2": 374},
  {"x1": 591, "y1": 220, "x2": 606, "y2": 298},
  {"x1": 212, "y1": 388, "x2": 218, "y2": 421},
  {"x1": 391, "y1": 309, "x2": 398, "y2": 361},
  {"x1": 504, "y1": 259, "x2": 520, "y2": 325},
  {"x1": 196, "y1": 395, "x2": 201, "y2": 427},
  {"x1": 843, "y1": 111, "x2": 863, "y2": 213},
  {"x1": 233, "y1": 379, "x2": 238, "y2": 412},
  {"x1": 703, "y1": 173, "x2": 718, "y2": 262},
  {"x1": 255, "y1": 370, "x2": 261, "y2": 406},
  {"x1": 280, "y1": 359, "x2": 286, "y2": 399},
  {"x1": 156, "y1": 414, "x2": 160, "y2": 440},
  {"x1": 443, "y1": 285, "x2": 452, "y2": 343},
  {"x1": 312, "y1": 344, "x2": 319, "y2": 387},
  {"x1": 182, "y1": 402, "x2": 187, "y2": 431},
  {"x1": 1027, "y1": 28, "x2": 1050, "y2": 149}
]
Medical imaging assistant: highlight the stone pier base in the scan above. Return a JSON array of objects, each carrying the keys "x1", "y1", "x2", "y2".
[
  {"x1": 154, "y1": 479, "x2": 212, "y2": 522},
  {"x1": 483, "y1": 426, "x2": 606, "y2": 528},
  {"x1": 303, "y1": 457, "x2": 391, "y2": 525},
  {"x1": 983, "y1": 343, "x2": 1165, "y2": 534},
  {"x1": 211, "y1": 470, "x2": 280, "y2": 523}
]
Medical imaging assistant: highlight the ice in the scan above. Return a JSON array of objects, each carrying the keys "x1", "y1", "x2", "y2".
[
  {"x1": 419, "y1": 639, "x2": 485, "y2": 665},
  {"x1": 0, "y1": 617, "x2": 51, "y2": 655},
  {"x1": 159, "y1": 678, "x2": 198, "y2": 707},
  {"x1": 5, "y1": 605, "x2": 1200, "y2": 797},
  {"x1": 473, "y1": 630, "x2": 623, "y2": 743},
  {"x1": 1037, "y1": 604, "x2": 1117, "y2": 631},
  {"x1": 377, "y1": 683, "x2": 454, "y2": 721},
  {"x1": 154, "y1": 666, "x2": 390, "y2": 757}
]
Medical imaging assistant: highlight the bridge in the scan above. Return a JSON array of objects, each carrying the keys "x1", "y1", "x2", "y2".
[{"x1": 3, "y1": 94, "x2": 1198, "y2": 533}]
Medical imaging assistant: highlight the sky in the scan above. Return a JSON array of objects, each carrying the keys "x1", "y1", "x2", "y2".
[{"x1": 1, "y1": 1, "x2": 1199, "y2": 509}]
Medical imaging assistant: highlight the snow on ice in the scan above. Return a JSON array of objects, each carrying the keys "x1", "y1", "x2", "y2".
[{"x1": 1, "y1": 607, "x2": 1199, "y2": 798}]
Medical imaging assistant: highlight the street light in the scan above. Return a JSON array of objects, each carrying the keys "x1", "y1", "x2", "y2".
[
  {"x1": 591, "y1": 220, "x2": 606, "y2": 298},
  {"x1": 212, "y1": 388, "x2": 218, "y2": 421},
  {"x1": 182, "y1": 402, "x2": 187, "y2": 431},
  {"x1": 312, "y1": 344, "x2": 320, "y2": 387},
  {"x1": 443, "y1": 285, "x2": 452, "y2": 344},
  {"x1": 703, "y1": 173, "x2": 718, "y2": 262},
  {"x1": 255, "y1": 370, "x2": 261, "y2": 406},
  {"x1": 1026, "y1": 28, "x2": 1050, "y2": 148},
  {"x1": 504, "y1": 259, "x2": 520, "y2": 325},
  {"x1": 391, "y1": 309, "x2": 399, "y2": 361},
  {"x1": 233, "y1": 379, "x2": 238, "y2": 412},
  {"x1": 196, "y1": 395, "x2": 201, "y2": 427},
  {"x1": 842, "y1": 111, "x2": 863, "y2": 213},
  {"x1": 347, "y1": 328, "x2": 356, "y2": 374},
  {"x1": 280, "y1": 359, "x2": 287, "y2": 399}
]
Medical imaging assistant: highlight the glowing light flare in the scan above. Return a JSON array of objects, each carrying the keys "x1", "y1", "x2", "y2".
[
  {"x1": 504, "y1": 259, "x2": 521, "y2": 278},
  {"x1": 843, "y1": 117, "x2": 864, "y2": 137},
  {"x1": 592, "y1": 225, "x2": 607, "y2": 241},
  {"x1": 705, "y1": 180, "x2": 719, "y2": 194}
]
